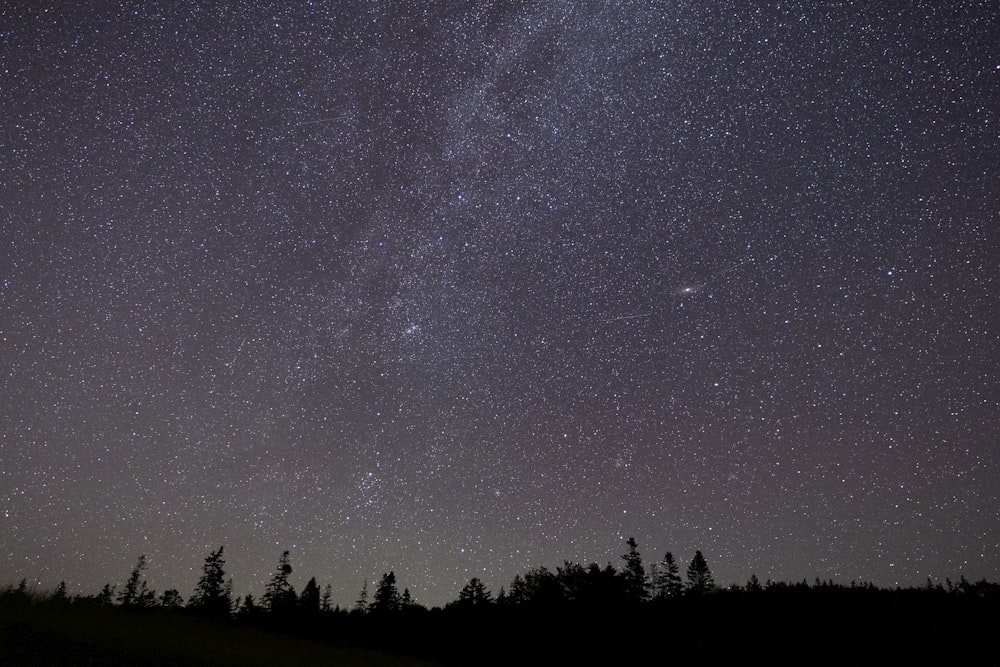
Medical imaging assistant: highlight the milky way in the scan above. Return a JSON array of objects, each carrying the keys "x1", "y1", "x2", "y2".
[{"x1": 1, "y1": 2, "x2": 997, "y2": 606}]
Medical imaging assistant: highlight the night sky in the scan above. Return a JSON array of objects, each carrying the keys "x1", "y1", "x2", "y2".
[{"x1": 2, "y1": 2, "x2": 998, "y2": 608}]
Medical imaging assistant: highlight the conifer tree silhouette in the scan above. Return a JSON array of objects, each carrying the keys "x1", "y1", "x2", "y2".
[
  {"x1": 686, "y1": 550, "x2": 715, "y2": 594},
  {"x1": 189, "y1": 546, "x2": 230, "y2": 615},
  {"x1": 97, "y1": 583, "x2": 116, "y2": 606},
  {"x1": 300, "y1": 576, "x2": 321, "y2": 613},
  {"x1": 621, "y1": 537, "x2": 648, "y2": 601},
  {"x1": 456, "y1": 577, "x2": 493, "y2": 606},
  {"x1": 159, "y1": 588, "x2": 184, "y2": 608},
  {"x1": 263, "y1": 550, "x2": 297, "y2": 613},
  {"x1": 118, "y1": 555, "x2": 155, "y2": 607},
  {"x1": 320, "y1": 583, "x2": 334, "y2": 612},
  {"x1": 652, "y1": 552, "x2": 684, "y2": 599},
  {"x1": 372, "y1": 572, "x2": 401, "y2": 613},
  {"x1": 53, "y1": 580, "x2": 68, "y2": 601},
  {"x1": 355, "y1": 579, "x2": 369, "y2": 613}
]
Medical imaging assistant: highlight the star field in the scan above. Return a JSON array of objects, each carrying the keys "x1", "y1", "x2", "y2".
[{"x1": 1, "y1": 2, "x2": 998, "y2": 607}]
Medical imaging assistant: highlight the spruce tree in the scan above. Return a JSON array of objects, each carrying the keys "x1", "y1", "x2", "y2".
[
  {"x1": 97, "y1": 583, "x2": 116, "y2": 606},
  {"x1": 354, "y1": 579, "x2": 369, "y2": 613},
  {"x1": 189, "y1": 546, "x2": 230, "y2": 615},
  {"x1": 263, "y1": 550, "x2": 297, "y2": 613},
  {"x1": 320, "y1": 584, "x2": 334, "y2": 612},
  {"x1": 686, "y1": 550, "x2": 715, "y2": 594},
  {"x1": 300, "y1": 577, "x2": 321, "y2": 613},
  {"x1": 53, "y1": 581, "x2": 68, "y2": 601},
  {"x1": 118, "y1": 555, "x2": 154, "y2": 607},
  {"x1": 240, "y1": 593, "x2": 260, "y2": 616},
  {"x1": 372, "y1": 571, "x2": 401, "y2": 613},
  {"x1": 160, "y1": 589, "x2": 184, "y2": 608},
  {"x1": 620, "y1": 537, "x2": 648, "y2": 602},
  {"x1": 508, "y1": 574, "x2": 527, "y2": 605},
  {"x1": 457, "y1": 577, "x2": 493, "y2": 606},
  {"x1": 652, "y1": 551, "x2": 684, "y2": 599}
]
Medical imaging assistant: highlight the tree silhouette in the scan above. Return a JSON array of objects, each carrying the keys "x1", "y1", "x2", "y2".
[
  {"x1": 652, "y1": 552, "x2": 684, "y2": 599},
  {"x1": 159, "y1": 589, "x2": 184, "y2": 608},
  {"x1": 189, "y1": 546, "x2": 230, "y2": 615},
  {"x1": 52, "y1": 581, "x2": 68, "y2": 601},
  {"x1": 263, "y1": 550, "x2": 297, "y2": 613},
  {"x1": 239, "y1": 593, "x2": 260, "y2": 616},
  {"x1": 456, "y1": 577, "x2": 493, "y2": 607},
  {"x1": 522, "y1": 566, "x2": 563, "y2": 607},
  {"x1": 320, "y1": 583, "x2": 334, "y2": 612},
  {"x1": 118, "y1": 555, "x2": 155, "y2": 607},
  {"x1": 355, "y1": 579, "x2": 369, "y2": 613},
  {"x1": 508, "y1": 574, "x2": 527, "y2": 605},
  {"x1": 746, "y1": 573, "x2": 762, "y2": 593},
  {"x1": 686, "y1": 550, "x2": 715, "y2": 594},
  {"x1": 557, "y1": 561, "x2": 588, "y2": 604},
  {"x1": 97, "y1": 583, "x2": 116, "y2": 606},
  {"x1": 621, "y1": 537, "x2": 648, "y2": 602},
  {"x1": 371, "y1": 571, "x2": 401, "y2": 613},
  {"x1": 299, "y1": 576, "x2": 321, "y2": 613}
]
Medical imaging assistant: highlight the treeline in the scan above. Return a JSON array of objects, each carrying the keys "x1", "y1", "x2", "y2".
[
  {"x1": 8, "y1": 538, "x2": 996, "y2": 615},
  {"x1": 3, "y1": 539, "x2": 999, "y2": 665}
]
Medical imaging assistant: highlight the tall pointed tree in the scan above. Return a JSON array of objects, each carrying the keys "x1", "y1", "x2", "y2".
[
  {"x1": 299, "y1": 577, "x2": 321, "y2": 613},
  {"x1": 620, "y1": 537, "x2": 648, "y2": 602},
  {"x1": 118, "y1": 555, "x2": 154, "y2": 607},
  {"x1": 652, "y1": 551, "x2": 684, "y2": 599},
  {"x1": 371, "y1": 571, "x2": 401, "y2": 613},
  {"x1": 263, "y1": 550, "x2": 297, "y2": 613},
  {"x1": 686, "y1": 550, "x2": 715, "y2": 594},
  {"x1": 320, "y1": 583, "x2": 334, "y2": 612},
  {"x1": 52, "y1": 581, "x2": 68, "y2": 601},
  {"x1": 354, "y1": 579, "x2": 369, "y2": 613},
  {"x1": 456, "y1": 577, "x2": 493, "y2": 607},
  {"x1": 189, "y1": 546, "x2": 230, "y2": 615}
]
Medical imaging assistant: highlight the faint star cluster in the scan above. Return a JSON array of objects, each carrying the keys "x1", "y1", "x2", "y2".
[{"x1": 1, "y1": 1, "x2": 997, "y2": 607}]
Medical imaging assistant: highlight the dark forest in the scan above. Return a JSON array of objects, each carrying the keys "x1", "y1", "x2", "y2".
[{"x1": 2, "y1": 539, "x2": 997, "y2": 666}]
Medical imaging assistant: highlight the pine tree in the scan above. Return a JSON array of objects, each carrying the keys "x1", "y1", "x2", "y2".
[
  {"x1": 456, "y1": 577, "x2": 493, "y2": 606},
  {"x1": 159, "y1": 589, "x2": 184, "y2": 608},
  {"x1": 652, "y1": 552, "x2": 684, "y2": 599},
  {"x1": 239, "y1": 593, "x2": 260, "y2": 616},
  {"x1": 97, "y1": 583, "x2": 116, "y2": 606},
  {"x1": 508, "y1": 574, "x2": 527, "y2": 605},
  {"x1": 354, "y1": 579, "x2": 369, "y2": 613},
  {"x1": 371, "y1": 571, "x2": 401, "y2": 613},
  {"x1": 401, "y1": 587, "x2": 413, "y2": 608},
  {"x1": 118, "y1": 555, "x2": 154, "y2": 607},
  {"x1": 746, "y1": 573, "x2": 762, "y2": 593},
  {"x1": 686, "y1": 550, "x2": 715, "y2": 594},
  {"x1": 620, "y1": 537, "x2": 648, "y2": 602},
  {"x1": 189, "y1": 546, "x2": 230, "y2": 615},
  {"x1": 52, "y1": 581, "x2": 68, "y2": 601},
  {"x1": 263, "y1": 550, "x2": 297, "y2": 613},
  {"x1": 320, "y1": 584, "x2": 334, "y2": 612},
  {"x1": 300, "y1": 577, "x2": 321, "y2": 613}
]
